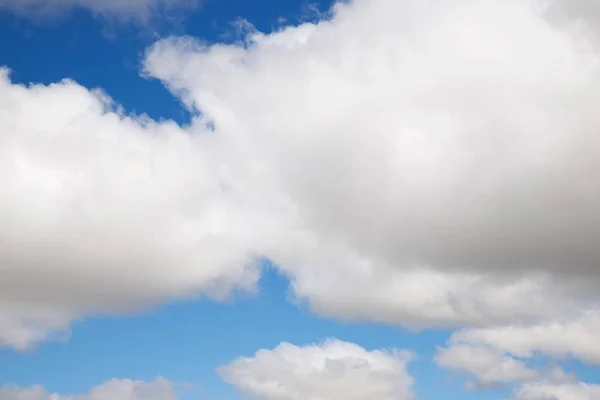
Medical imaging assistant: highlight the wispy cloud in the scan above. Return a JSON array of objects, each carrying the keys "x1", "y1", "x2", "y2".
[{"x1": 0, "y1": 0, "x2": 199, "y2": 22}]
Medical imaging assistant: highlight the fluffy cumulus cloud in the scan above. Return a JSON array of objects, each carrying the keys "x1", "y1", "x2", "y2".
[
  {"x1": 144, "y1": 0, "x2": 600, "y2": 328},
  {"x1": 218, "y1": 339, "x2": 413, "y2": 400},
  {"x1": 0, "y1": 378, "x2": 177, "y2": 400},
  {"x1": 3, "y1": 0, "x2": 600, "y2": 363},
  {"x1": 0, "y1": 0, "x2": 197, "y2": 21},
  {"x1": 0, "y1": 70, "x2": 265, "y2": 349}
]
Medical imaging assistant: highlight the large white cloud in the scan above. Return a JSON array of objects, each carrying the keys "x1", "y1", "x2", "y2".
[
  {"x1": 145, "y1": 0, "x2": 600, "y2": 276},
  {"x1": 0, "y1": 378, "x2": 177, "y2": 400},
  {"x1": 5, "y1": 0, "x2": 600, "y2": 349},
  {"x1": 143, "y1": 0, "x2": 600, "y2": 328},
  {"x1": 218, "y1": 339, "x2": 413, "y2": 400}
]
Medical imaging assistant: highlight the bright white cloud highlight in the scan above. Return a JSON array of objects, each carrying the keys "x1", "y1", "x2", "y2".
[
  {"x1": 0, "y1": 378, "x2": 177, "y2": 400},
  {"x1": 218, "y1": 339, "x2": 413, "y2": 400}
]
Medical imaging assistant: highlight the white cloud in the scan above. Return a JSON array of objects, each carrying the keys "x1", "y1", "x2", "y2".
[
  {"x1": 512, "y1": 381, "x2": 600, "y2": 400},
  {"x1": 0, "y1": 378, "x2": 178, "y2": 400},
  {"x1": 0, "y1": 0, "x2": 197, "y2": 21},
  {"x1": 218, "y1": 339, "x2": 413, "y2": 400},
  {"x1": 438, "y1": 317, "x2": 600, "y2": 395},
  {"x1": 449, "y1": 313, "x2": 600, "y2": 365},
  {"x1": 435, "y1": 344, "x2": 539, "y2": 386},
  {"x1": 143, "y1": 0, "x2": 600, "y2": 328},
  {"x1": 144, "y1": 0, "x2": 600, "y2": 278},
  {"x1": 5, "y1": 0, "x2": 600, "y2": 349},
  {"x1": 0, "y1": 69, "x2": 266, "y2": 349}
]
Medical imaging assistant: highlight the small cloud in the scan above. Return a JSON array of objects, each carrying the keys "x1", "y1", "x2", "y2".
[{"x1": 219, "y1": 339, "x2": 414, "y2": 400}]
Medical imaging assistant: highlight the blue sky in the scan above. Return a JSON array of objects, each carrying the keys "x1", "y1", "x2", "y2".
[{"x1": 1, "y1": 1, "x2": 600, "y2": 400}]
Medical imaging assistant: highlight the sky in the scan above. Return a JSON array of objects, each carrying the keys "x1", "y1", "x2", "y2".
[{"x1": 1, "y1": 0, "x2": 600, "y2": 399}]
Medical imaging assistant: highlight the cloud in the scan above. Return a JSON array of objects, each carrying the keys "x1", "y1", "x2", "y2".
[
  {"x1": 0, "y1": 378, "x2": 178, "y2": 400},
  {"x1": 144, "y1": 0, "x2": 600, "y2": 276},
  {"x1": 143, "y1": 0, "x2": 600, "y2": 328},
  {"x1": 448, "y1": 313, "x2": 600, "y2": 365},
  {"x1": 0, "y1": 69, "x2": 265, "y2": 349},
  {"x1": 512, "y1": 382, "x2": 600, "y2": 400},
  {"x1": 435, "y1": 344, "x2": 539, "y2": 386},
  {"x1": 0, "y1": 0, "x2": 198, "y2": 21},
  {"x1": 437, "y1": 317, "x2": 600, "y2": 395},
  {"x1": 218, "y1": 339, "x2": 413, "y2": 400},
  {"x1": 5, "y1": 0, "x2": 600, "y2": 349}
]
